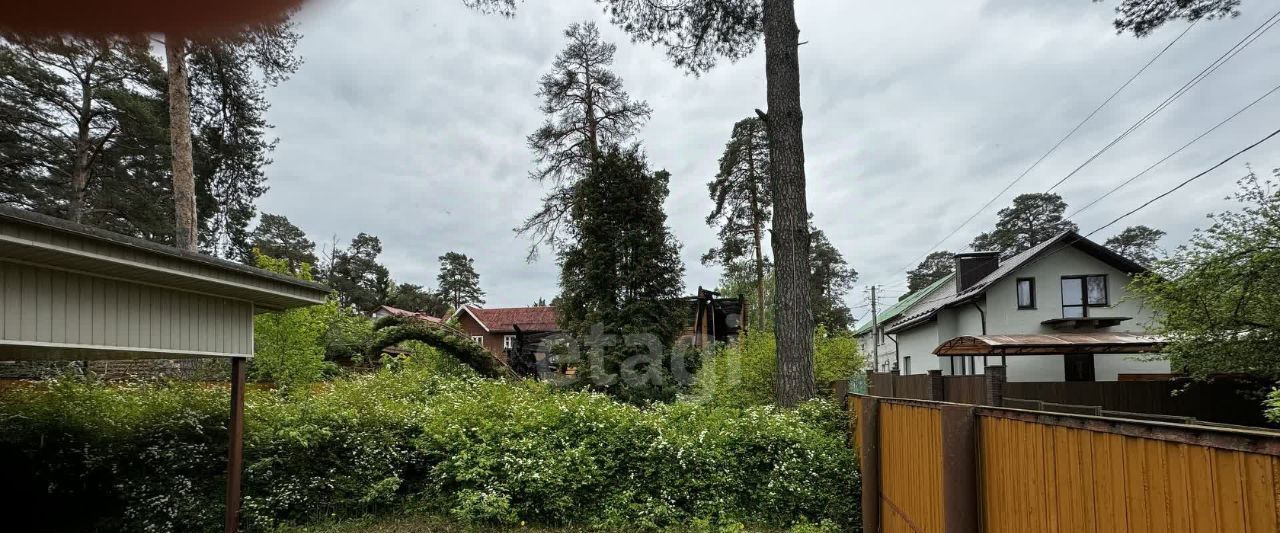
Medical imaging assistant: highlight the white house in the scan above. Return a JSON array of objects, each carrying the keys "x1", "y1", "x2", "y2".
[{"x1": 861, "y1": 231, "x2": 1170, "y2": 382}]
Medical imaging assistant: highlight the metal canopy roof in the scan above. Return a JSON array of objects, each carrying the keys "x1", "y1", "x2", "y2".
[
  {"x1": 0, "y1": 205, "x2": 329, "y2": 311},
  {"x1": 933, "y1": 333, "x2": 1167, "y2": 356}
]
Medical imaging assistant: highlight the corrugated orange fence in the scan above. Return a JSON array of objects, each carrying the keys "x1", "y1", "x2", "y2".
[{"x1": 851, "y1": 394, "x2": 1280, "y2": 533}]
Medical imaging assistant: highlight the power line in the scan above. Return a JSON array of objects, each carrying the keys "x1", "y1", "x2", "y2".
[
  {"x1": 1044, "y1": 6, "x2": 1280, "y2": 193},
  {"x1": 1086, "y1": 126, "x2": 1280, "y2": 238},
  {"x1": 1069, "y1": 81, "x2": 1280, "y2": 219},
  {"x1": 881, "y1": 21, "x2": 1197, "y2": 285}
]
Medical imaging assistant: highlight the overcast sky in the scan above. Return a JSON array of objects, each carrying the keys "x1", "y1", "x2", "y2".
[{"x1": 257, "y1": 0, "x2": 1280, "y2": 321}]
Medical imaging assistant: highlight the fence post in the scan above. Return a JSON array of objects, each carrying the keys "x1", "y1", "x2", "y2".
[
  {"x1": 928, "y1": 369, "x2": 944, "y2": 401},
  {"x1": 941, "y1": 405, "x2": 979, "y2": 533},
  {"x1": 984, "y1": 365, "x2": 1006, "y2": 406},
  {"x1": 831, "y1": 379, "x2": 850, "y2": 409},
  {"x1": 890, "y1": 368, "x2": 900, "y2": 398},
  {"x1": 865, "y1": 369, "x2": 876, "y2": 396},
  {"x1": 860, "y1": 397, "x2": 881, "y2": 533}
]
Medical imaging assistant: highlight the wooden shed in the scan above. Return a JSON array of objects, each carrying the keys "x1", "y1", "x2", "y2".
[{"x1": 0, "y1": 205, "x2": 330, "y2": 531}]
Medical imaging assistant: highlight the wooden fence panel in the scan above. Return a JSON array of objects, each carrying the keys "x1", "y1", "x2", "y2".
[
  {"x1": 894, "y1": 374, "x2": 933, "y2": 400},
  {"x1": 879, "y1": 401, "x2": 944, "y2": 533},
  {"x1": 1004, "y1": 380, "x2": 1269, "y2": 426},
  {"x1": 943, "y1": 375, "x2": 986, "y2": 404},
  {"x1": 978, "y1": 414, "x2": 1280, "y2": 533}
]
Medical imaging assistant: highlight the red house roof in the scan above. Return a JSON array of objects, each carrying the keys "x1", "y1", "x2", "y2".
[{"x1": 461, "y1": 305, "x2": 559, "y2": 333}]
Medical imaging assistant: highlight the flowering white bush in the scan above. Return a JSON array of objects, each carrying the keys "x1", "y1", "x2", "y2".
[{"x1": 0, "y1": 369, "x2": 858, "y2": 531}]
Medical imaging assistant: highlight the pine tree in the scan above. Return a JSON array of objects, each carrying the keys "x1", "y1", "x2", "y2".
[
  {"x1": 437, "y1": 252, "x2": 485, "y2": 308},
  {"x1": 971, "y1": 193, "x2": 1078, "y2": 258},
  {"x1": 519, "y1": 21, "x2": 651, "y2": 255},
  {"x1": 0, "y1": 34, "x2": 163, "y2": 223},
  {"x1": 327, "y1": 233, "x2": 392, "y2": 314},
  {"x1": 1105, "y1": 225, "x2": 1165, "y2": 266},
  {"x1": 905, "y1": 251, "x2": 955, "y2": 297},
  {"x1": 389, "y1": 282, "x2": 450, "y2": 316},
  {"x1": 586, "y1": 0, "x2": 816, "y2": 406},
  {"x1": 705, "y1": 116, "x2": 772, "y2": 329},
  {"x1": 250, "y1": 213, "x2": 317, "y2": 273},
  {"x1": 557, "y1": 145, "x2": 685, "y2": 402},
  {"x1": 809, "y1": 222, "x2": 857, "y2": 331},
  {"x1": 1104, "y1": 0, "x2": 1242, "y2": 37}
]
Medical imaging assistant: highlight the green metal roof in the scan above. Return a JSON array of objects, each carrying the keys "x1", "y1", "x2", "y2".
[{"x1": 853, "y1": 272, "x2": 955, "y2": 336}]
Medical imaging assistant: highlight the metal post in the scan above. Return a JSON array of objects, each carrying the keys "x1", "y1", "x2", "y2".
[
  {"x1": 941, "y1": 405, "x2": 979, "y2": 533},
  {"x1": 870, "y1": 286, "x2": 880, "y2": 372},
  {"x1": 859, "y1": 397, "x2": 881, "y2": 533},
  {"x1": 225, "y1": 357, "x2": 246, "y2": 533}
]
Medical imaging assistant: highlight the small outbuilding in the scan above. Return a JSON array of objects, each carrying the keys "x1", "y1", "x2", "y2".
[{"x1": 0, "y1": 205, "x2": 330, "y2": 532}]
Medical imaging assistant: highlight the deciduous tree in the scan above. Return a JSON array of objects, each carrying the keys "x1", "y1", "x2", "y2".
[
  {"x1": 1130, "y1": 169, "x2": 1280, "y2": 380},
  {"x1": 971, "y1": 193, "x2": 1078, "y2": 258},
  {"x1": 705, "y1": 116, "x2": 772, "y2": 329},
  {"x1": 905, "y1": 251, "x2": 955, "y2": 298},
  {"x1": 438, "y1": 251, "x2": 485, "y2": 308},
  {"x1": 519, "y1": 21, "x2": 651, "y2": 256},
  {"x1": 1105, "y1": 225, "x2": 1166, "y2": 266}
]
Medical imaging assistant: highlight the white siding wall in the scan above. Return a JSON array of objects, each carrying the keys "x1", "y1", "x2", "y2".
[
  {"x1": 892, "y1": 245, "x2": 1170, "y2": 380},
  {"x1": 0, "y1": 261, "x2": 254, "y2": 358}
]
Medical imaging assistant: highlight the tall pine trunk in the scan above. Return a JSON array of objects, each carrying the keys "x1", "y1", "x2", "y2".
[
  {"x1": 763, "y1": 0, "x2": 815, "y2": 406},
  {"x1": 747, "y1": 158, "x2": 767, "y2": 330},
  {"x1": 166, "y1": 35, "x2": 198, "y2": 252},
  {"x1": 69, "y1": 73, "x2": 94, "y2": 223}
]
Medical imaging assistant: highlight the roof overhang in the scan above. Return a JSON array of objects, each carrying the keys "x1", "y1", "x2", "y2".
[
  {"x1": 0, "y1": 206, "x2": 329, "y2": 310},
  {"x1": 933, "y1": 333, "x2": 1167, "y2": 356}
]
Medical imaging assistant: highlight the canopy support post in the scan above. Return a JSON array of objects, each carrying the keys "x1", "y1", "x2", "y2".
[{"x1": 225, "y1": 356, "x2": 246, "y2": 533}]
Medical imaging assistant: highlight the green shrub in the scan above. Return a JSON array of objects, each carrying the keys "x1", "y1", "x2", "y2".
[
  {"x1": 0, "y1": 369, "x2": 859, "y2": 532},
  {"x1": 694, "y1": 327, "x2": 864, "y2": 407}
]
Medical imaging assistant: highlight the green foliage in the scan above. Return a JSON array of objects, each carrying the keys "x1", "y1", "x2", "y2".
[
  {"x1": 370, "y1": 320, "x2": 508, "y2": 378},
  {"x1": 251, "y1": 252, "x2": 337, "y2": 389},
  {"x1": 1267, "y1": 388, "x2": 1280, "y2": 424},
  {"x1": 705, "y1": 117, "x2": 772, "y2": 330},
  {"x1": 390, "y1": 282, "x2": 451, "y2": 317},
  {"x1": 519, "y1": 21, "x2": 652, "y2": 254},
  {"x1": 1, "y1": 370, "x2": 859, "y2": 531},
  {"x1": 695, "y1": 328, "x2": 864, "y2": 408},
  {"x1": 809, "y1": 223, "x2": 858, "y2": 331},
  {"x1": 437, "y1": 252, "x2": 485, "y2": 308},
  {"x1": 1105, "y1": 0, "x2": 1242, "y2": 37},
  {"x1": 1129, "y1": 169, "x2": 1280, "y2": 381},
  {"x1": 250, "y1": 213, "x2": 318, "y2": 273},
  {"x1": 718, "y1": 258, "x2": 775, "y2": 330},
  {"x1": 905, "y1": 251, "x2": 954, "y2": 298},
  {"x1": 327, "y1": 233, "x2": 393, "y2": 314},
  {"x1": 970, "y1": 193, "x2": 1077, "y2": 258},
  {"x1": 557, "y1": 146, "x2": 687, "y2": 402},
  {"x1": 1104, "y1": 224, "x2": 1166, "y2": 266}
]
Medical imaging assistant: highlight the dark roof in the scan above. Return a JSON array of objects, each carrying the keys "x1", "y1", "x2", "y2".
[
  {"x1": 0, "y1": 204, "x2": 330, "y2": 294},
  {"x1": 462, "y1": 305, "x2": 559, "y2": 332},
  {"x1": 885, "y1": 231, "x2": 1146, "y2": 334},
  {"x1": 933, "y1": 333, "x2": 1166, "y2": 356}
]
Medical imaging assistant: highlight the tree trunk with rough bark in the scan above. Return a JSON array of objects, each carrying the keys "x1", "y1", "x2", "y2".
[
  {"x1": 762, "y1": 0, "x2": 815, "y2": 407},
  {"x1": 166, "y1": 35, "x2": 198, "y2": 252},
  {"x1": 748, "y1": 174, "x2": 767, "y2": 330}
]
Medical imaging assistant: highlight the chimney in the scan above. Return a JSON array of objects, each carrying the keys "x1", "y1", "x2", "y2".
[{"x1": 954, "y1": 251, "x2": 1000, "y2": 294}]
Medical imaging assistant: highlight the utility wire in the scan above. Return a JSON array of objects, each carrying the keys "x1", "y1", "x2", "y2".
[
  {"x1": 1069, "y1": 81, "x2": 1280, "y2": 219},
  {"x1": 882, "y1": 21, "x2": 1197, "y2": 287},
  {"x1": 1086, "y1": 126, "x2": 1280, "y2": 237},
  {"x1": 1045, "y1": 7, "x2": 1280, "y2": 193}
]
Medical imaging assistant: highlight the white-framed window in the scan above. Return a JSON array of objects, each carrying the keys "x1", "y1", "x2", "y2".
[
  {"x1": 903, "y1": 356, "x2": 911, "y2": 375},
  {"x1": 503, "y1": 335, "x2": 516, "y2": 349},
  {"x1": 472, "y1": 335, "x2": 484, "y2": 345}
]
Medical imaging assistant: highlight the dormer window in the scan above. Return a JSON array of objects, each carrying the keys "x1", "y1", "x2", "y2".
[{"x1": 1061, "y1": 275, "x2": 1107, "y2": 318}]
